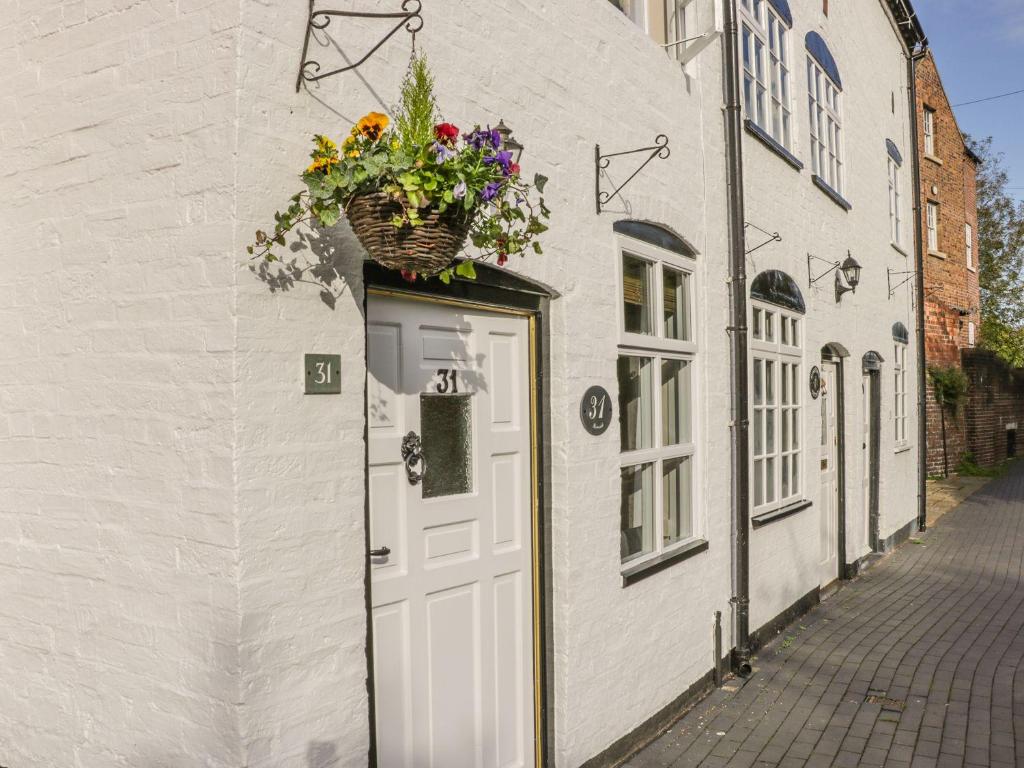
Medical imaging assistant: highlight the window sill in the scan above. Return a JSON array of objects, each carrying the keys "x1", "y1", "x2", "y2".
[
  {"x1": 925, "y1": 154, "x2": 943, "y2": 166},
  {"x1": 968, "y1": 266, "x2": 977, "y2": 273},
  {"x1": 928, "y1": 250, "x2": 947, "y2": 260},
  {"x1": 812, "y1": 175, "x2": 852, "y2": 211},
  {"x1": 745, "y1": 119, "x2": 804, "y2": 172},
  {"x1": 621, "y1": 538, "x2": 709, "y2": 587},
  {"x1": 890, "y1": 242, "x2": 910, "y2": 258},
  {"x1": 894, "y1": 444, "x2": 914, "y2": 455},
  {"x1": 751, "y1": 499, "x2": 813, "y2": 529}
]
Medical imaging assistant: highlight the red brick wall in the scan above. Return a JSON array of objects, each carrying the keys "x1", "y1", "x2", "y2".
[
  {"x1": 916, "y1": 52, "x2": 981, "y2": 475},
  {"x1": 963, "y1": 349, "x2": 1024, "y2": 467}
]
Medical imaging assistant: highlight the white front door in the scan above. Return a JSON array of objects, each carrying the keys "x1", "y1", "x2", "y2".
[
  {"x1": 818, "y1": 362, "x2": 839, "y2": 586},
  {"x1": 367, "y1": 294, "x2": 536, "y2": 768}
]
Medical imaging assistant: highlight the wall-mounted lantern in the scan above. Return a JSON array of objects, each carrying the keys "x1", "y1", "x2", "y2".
[
  {"x1": 494, "y1": 119, "x2": 524, "y2": 165},
  {"x1": 835, "y1": 253, "x2": 862, "y2": 301},
  {"x1": 807, "y1": 250, "x2": 862, "y2": 303}
]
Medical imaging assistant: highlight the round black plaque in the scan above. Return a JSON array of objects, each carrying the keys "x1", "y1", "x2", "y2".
[
  {"x1": 580, "y1": 386, "x2": 613, "y2": 436},
  {"x1": 809, "y1": 366, "x2": 822, "y2": 400}
]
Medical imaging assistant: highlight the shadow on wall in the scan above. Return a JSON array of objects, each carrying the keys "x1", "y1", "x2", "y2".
[
  {"x1": 248, "y1": 223, "x2": 363, "y2": 311},
  {"x1": 307, "y1": 741, "x2": 341, "y2": 768}
]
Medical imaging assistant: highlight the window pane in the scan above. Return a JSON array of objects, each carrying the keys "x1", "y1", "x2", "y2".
[
  {"x1": 766, "y1": 360, "x2": 775, "y2": 404},
  {"x1": 765, "y1": 312, "x2": 775, "y2": 342},
  {"x1": 792, "y1": 409, "x2": 799, "y2": 449},
  {"x1": 753, "y1": 308, "x2": 762, "y2": 339},
  {"x1": 663, "y1": 267, "x2": 690, "y2": 340},
  {"x1": 421, "y1": 394, "x2": 473, "y2": 498},
  {"x1": 663, "y1": 456, "x2": 693, "y2": 546},
  {"x1": 781, "y1": 455, "x2": 789, "y2": 498},
  {"x1": 753, "y1": 358, "x2": 764, "y2": 405},
  {"x1": 754, "y1": 458, "x2": 764, "y2": 507},
  {"x1": 618, "y1": 356, "x2": 653, "y2": 452},
  {"x1": 781, "y1": 407, "x2": 790, "y2": 450},
  {"x1": 754, "y1": 408, "x2": 764, "y2": 456},
  {"x1": 792, "y1": 451, "x2": 799, "y2": 494},
  {"x1": 621, "y1": 463, "x2": 654, "y2": 562},
  {"x1": 662, "y1": 358, "x2": 692, "y2": 446},
  {"x1": 622, "y1": 254, "x2": 653, "y2": 335},
  {"x1": 766, "y1": 408, "x2": 776, "y2": 453},
  {"x1": 766, "y1": 456, "x2": 776, "y2": 503}
]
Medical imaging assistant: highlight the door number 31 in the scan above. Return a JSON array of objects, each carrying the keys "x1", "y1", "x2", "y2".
[{"x1": 435, "y1": 368, "x2": 459, "y2": 394}]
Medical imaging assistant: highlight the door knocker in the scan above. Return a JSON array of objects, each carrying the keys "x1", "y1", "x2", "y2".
[{"x1": 401, "y1": 431, "x2": 425, "y2": 486}]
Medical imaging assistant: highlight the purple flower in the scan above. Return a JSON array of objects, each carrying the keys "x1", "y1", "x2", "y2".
[
  {"x1": 483, "y1": 150, "x2": 515, "y2": 176},
  {"x1": 453, "y1": 180, "x2": 467, "y2": 199},
  {"x1": 464, "y1": 127, "x2": 502, "y2": 151},
  {"x1": 481, "y1": 181, "x2": 503, "y2": 202},
  {"x1": 431, "y1": 141, "x2": 455, "y2": 164}
]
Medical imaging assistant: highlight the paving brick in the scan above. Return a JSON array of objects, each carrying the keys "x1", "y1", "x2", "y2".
[{"x1": 628, "y1": 464, "x2": 1024, "y2": 766}]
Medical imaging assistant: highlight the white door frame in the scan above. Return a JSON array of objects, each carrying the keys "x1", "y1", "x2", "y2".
[{"x1": 364, "y1": 286, "x2": 546, "y2": 768}]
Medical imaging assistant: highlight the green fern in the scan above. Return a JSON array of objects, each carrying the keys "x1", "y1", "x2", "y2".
[{"x1": 394, "y1": 54, "x2": 440, "y2": 148}]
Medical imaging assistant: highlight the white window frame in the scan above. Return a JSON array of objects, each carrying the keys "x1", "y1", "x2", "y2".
[
  {"x1": 613, "y1": 0, "x2": 648, "y2": 30},
  {"x1": 740, "y1": 0, "x2": 793, "y2": 150},
  {"x1": 923, "y1": 108, "x2": 936, "y2": 157},
  {"x1": 968, "y1": 321, "x2": 976, "y2": 347},
  {"x1": 616, "y1": 235, "x2": 700, "y2": 568},
  {"x1": 807, "y1": 56, "x2": 844, "y2": 193},
  {"x1": 894, "y1": 341, "x2": 908, "y2": 447},
  {"x1": 888, "y1": 157, "x2": 902, "y2": 246},
  {"x1": 750, "y1": 301, "x2": 803, "y2": 514},
  {"x1": 927, "y1": 201, "x2": 939, "y2": 253},
  {"x1": 966, "y1": 223, "x2": 975, "y2": 271}
]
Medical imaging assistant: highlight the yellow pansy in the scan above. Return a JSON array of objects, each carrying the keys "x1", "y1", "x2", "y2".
[{"x1": 356, "y1": 112, "x2": 390, "y2": 142}]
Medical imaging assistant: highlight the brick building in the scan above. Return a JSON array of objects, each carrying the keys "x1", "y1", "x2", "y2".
[{"x1": 916, "y1": 50, "x2": 981, "y2": 476}]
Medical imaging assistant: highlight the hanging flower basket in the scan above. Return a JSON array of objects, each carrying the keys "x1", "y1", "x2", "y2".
[
  {"x1": 345, "y1": 190, "x2": 473, "y2": 276},
  {"x1": 248, "y1": 55, "x2": 550, "y2": 284}
]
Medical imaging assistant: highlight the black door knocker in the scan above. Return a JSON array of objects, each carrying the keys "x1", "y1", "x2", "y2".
[{"x1": 401, "y1": 431, "x2": 425, "y2": 486}]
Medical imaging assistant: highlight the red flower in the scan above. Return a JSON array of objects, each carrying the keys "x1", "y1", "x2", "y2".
[
  {"x1": 434, "y1": 122, "x2": 460, "y2": 146},
  {"x1": 399, "y1": 269, "x2": 418, "y2": 283},
  {"x1": 497, "y1": 253, "x2": 508, "y2": 267},
  {"x1": 509, "y1": 163, "x2": 521, "y2": 176}
]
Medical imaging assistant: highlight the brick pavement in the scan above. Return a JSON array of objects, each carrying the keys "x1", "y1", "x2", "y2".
[{"x1": 624, "y1": 462, "x2": 1024, "y2": 768}]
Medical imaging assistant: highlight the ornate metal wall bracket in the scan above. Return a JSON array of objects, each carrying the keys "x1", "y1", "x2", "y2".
[
  {"x1": 807, "y1": 252, "x2": 841, "y2": 287},
  {"x1": 296, "y1": 0, "x2": 424, "y2": 92},
  {"x1": 887, "y1": 268, "x2": 918, "y2": 299},
  {"x1": 744, "y1": 221, "x2": 782, "y2": 255},
  {"x1": 595, "y1": 135, "x2": 670, "y2": 213}
]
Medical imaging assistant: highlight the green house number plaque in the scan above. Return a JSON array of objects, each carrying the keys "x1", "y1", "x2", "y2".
[{"x1": 305, "y1": 354, "x2": 341, "y2": 395}]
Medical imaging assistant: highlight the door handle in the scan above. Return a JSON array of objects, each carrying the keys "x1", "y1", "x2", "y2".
[
  {"x1": 369, "y1": 546, "x2": 391, "y2": 558},
  {"x1": 401, "y1": 431, "x2": 425, "y2": 486}
]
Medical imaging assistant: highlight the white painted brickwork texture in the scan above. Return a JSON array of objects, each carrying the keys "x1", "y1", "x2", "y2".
[
  {"x1": 0, "y1": 0, "x2": 918, "y2": 766},
  {"x1": 1, "y1": 0, "x2": 241, "y2": 766}
]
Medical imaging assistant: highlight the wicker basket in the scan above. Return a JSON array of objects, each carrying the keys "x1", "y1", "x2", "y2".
[{"x1": 346, "y1": 191, "x2": 473, "y2": 276}]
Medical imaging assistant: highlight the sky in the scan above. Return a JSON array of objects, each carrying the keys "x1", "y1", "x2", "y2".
[{"x1": 915, "y1": 0, "x2": 1024, "y2": 201}]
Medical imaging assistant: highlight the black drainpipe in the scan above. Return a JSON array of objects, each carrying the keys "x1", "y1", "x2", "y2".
[
  {"x1": 908, "y1": 41, "x2": 929, "y2": 533},
  {"x1": 723, "y1": 0, "x2": 752, "y2": 677}
]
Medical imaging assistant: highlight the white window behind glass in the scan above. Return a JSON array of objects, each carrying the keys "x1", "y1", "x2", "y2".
[
  {"x1": 966, "y1": 223, "x2": 974, "y2": 269},
  {"x1": 924, "y1": 108, "x2": 936, "y2": 156},
  {"x1": 927, "y1": 202, "x2": 939, "y2": 252},
  {"x1": 617, "y1": 237, "x2": 699, "y2": 566},
  {"x1": 894, "y1": 342, "x2": 908, "y2": 445},
  {"x1": 888, "y1": 157, "x2": 901, "y2": 245},
  {"x1": 751, "y1": 303, "x2": 802, "y2": 512},
  {"x1": 740, "y1": 0, "x2": 792, "y2": 149},
  {"x1": 807, "y1": 58, "x2": 843, "y2": 192}
]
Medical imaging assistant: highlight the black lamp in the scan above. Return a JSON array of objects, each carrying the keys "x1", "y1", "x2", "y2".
[
  {"x1": 494, "y1": 119, "x2": 524, "y2": 164},
  {"x1": 835, "y1": 251, "x2": 862, "y2": 301}
]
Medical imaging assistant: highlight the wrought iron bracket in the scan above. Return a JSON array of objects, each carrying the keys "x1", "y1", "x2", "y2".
[
  {"x1": 595, "y1": 135, "x2": 670, "y2": 213},
  {"x1": 887, "y1": 268, "x2": 918, "y2": 299},
  {"x1": 296, "y1": 0, "x2": 423, "y2": 92},
  {"x1": 744, "y1": 221, "x2": 781, "y2": 255},
  {"x1": 807, "y1": 252, "x2": 841, "y2": 287}
]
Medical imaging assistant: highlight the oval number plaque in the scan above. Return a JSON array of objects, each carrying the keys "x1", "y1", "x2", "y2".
[
  {"x1": 809, "y1": 366, "x2": 821, "y2": 400},
  {"x1": 580, "y1": 386, "x2": 613, "y2": 436}
]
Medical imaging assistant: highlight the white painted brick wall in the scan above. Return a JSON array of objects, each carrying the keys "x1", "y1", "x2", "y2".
[
  {"x1": 0, "y1": 0, "x2": 241, "y2": 765},
  {"x1": 2, "y1": 0, "x2": 920, "y2": 765}
]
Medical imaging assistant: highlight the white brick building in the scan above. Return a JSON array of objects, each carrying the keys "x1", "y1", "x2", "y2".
[{"x1": 0, "y1": 0, "x2": 924, "y2": 766}]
